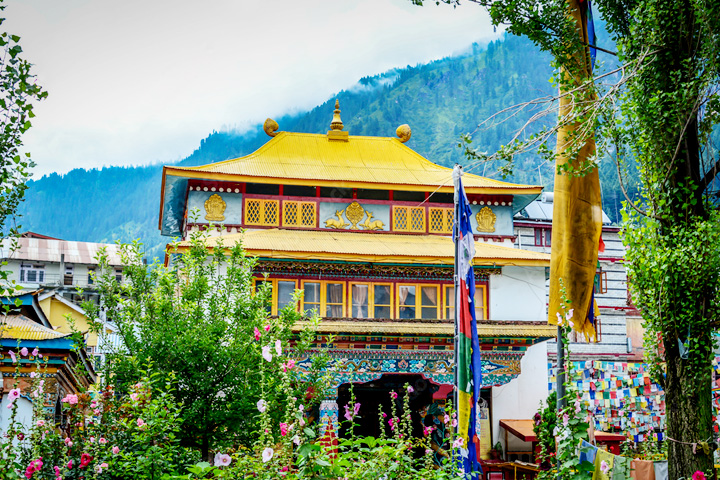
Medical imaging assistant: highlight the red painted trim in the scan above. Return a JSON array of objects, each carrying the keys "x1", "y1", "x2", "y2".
[
  {"x1": 389, "y1": 190, "x2": 394, "y2": 201},
  {"x1": 598, "y1": 257, "x2": 625, "y2": 263}
]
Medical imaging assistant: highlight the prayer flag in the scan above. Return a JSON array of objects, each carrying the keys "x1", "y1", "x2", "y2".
[{"x1": 453, "y1": 167, "x2": 482, "y2": 477}]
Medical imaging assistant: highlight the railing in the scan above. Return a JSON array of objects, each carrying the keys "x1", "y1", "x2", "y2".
[{"x1": 19, "y1": 273, "x2": 104, "y2": 289}]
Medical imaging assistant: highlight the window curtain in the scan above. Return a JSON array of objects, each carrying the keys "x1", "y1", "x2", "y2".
[
  {"x1": 423, "y1": 287, "x2": 437, "y2": 306},
  {"x1": 352, "y1": 285, "x2": 368, "y2": 319},
  {"x1": 328, "y1": 284, "x2": 343, "y2": 317}
]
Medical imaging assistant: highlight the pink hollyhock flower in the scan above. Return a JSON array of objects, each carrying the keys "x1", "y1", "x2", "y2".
[
  {"x1": 344, "y1": 404, "x2": 353, "y2": 421},
  {"x1": 390, "y1": 391, "x2": 398, "y2": 400},
  {"x1": 353, "y1": 402, "x2": 361, "y2": 416},
  {"x1": 262, "y1": 447, "x2": 274, "y2": 463},
  {"x1": 423, "y1": 426, "x2": 434, "y2": 436},
  {"x1": 99, "y1": 437, "x2": 107, "y2": 444},
  {"x1": 62, "y1": 394, "x2": 78, "y2": 405},
  {"x1": 600, "y1": 460, "x2": 609, "y2": 474},
  {"x1": 693, "y1": 472, "x2": 707, "y2": 480},
  {"x1": 20, "y1": 347, "x2": 28, "y2": 357},
  {"x1": 214, "y1": 453, "x2": 232, "y2": 467},
  {"x1": 67, "y1": 460, "x2": 73, "y2": 469},
  {"x1": 112, "y1": 446, "x2": 120, "y2": 455},
  {"x1": 566, "y1": 309, "x2": 574, "y2": 322},
  {"x1": 254, "y1": 327, "x2": 261, "y2": 341},
  {"x1": 130, "y1": 393, "x2": 139, "y2": 402},
  {"x1": 80, "y1": 453, "x2": 92, "y2": 468},
  {"x1": 37, "y1": 420, "x2": 45, "y2": 427},
  {"x1": 54, "y1": 466, "x2": 61, "y2": 476},
  {"x1": 562, "y1": 413, "x2": 569, "y2": 427},
  {"x1": 407, "y1": 386, "x2": 414, "y2": 393},
  {"x1": 137, "y1": 418, "x2": 146, "y2": 428},
  {"x1": 32, "y1": 347, "x2": 39, "y2": 357},
  {"x1": 452, "y1": 437, "x2": 464, "y2": 448},
  {"x1": 89, "y1": 436, "x2": 95, "y2": 443},
  {"x1": 382, "y1": 412, "x2": 387, "y2": 418},
  {"x1": 280, "y1": 422, "x2": 289, "y2": 436},
  {"x1": 274, "y1": 339, "x2": 282, "y2": 355},
  {"x1": 101, "y1": 463, "x2": 108, "y2": 468},
  {"x1": 25, "y1": 465, "x2": 35, "y2": 479},
  {"x1": 32, "y1": 458, "x2": 43, "y2": 470},
  {"x1": 281, "y1": 359, "x2": 296, "y2": 372},
  {"x1": 264, "y1": 324, "x2": 271, "y2": 332},
  {"x1": 452, "y1": 419, "x2": 458, "y2": 427},
  {"x1": 30, "y1": 372, "x2": 36, "y2": 378},
  {"x1": 257, "y1": 399, "x2": 267, "y2": 413},
  {"x1": 8, "y1": 350, "x2": 16, "y2": 362},
  {"x1": 388, "y1": 418, "x2": 396, "y2": 431},
  {"x1": 9, "y1": 388, "x2": 20, "y2": 400},
  {"x1": 262, "y1": 345, "x2": 273, "y2": 362},
  {"x1": 293, "y1": 435, "x2": 301, "y2": 446},
  {"x1": 64, "y1": 438, "x2": 73, "y2": 447}
]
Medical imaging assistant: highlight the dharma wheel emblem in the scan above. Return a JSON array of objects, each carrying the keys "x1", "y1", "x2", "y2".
[
  {"x1": 204, "y1": 194, "x2": 226, "y2": 222},
  {"x1": 475, "y1": 207, "x2": 496, "y2": 233}
]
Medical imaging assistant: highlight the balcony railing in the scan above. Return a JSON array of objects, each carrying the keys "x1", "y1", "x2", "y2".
[{"x1": 18, "y1": 273, "x2": 110, "y2": 289}]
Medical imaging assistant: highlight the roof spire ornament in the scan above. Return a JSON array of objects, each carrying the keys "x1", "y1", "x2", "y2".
[
  {"x1": 330, "y1": 99, "x2": 344, "y2": 131},
  {"x1": 327, "y1": 99, "x2": 349, "y2": 141}
]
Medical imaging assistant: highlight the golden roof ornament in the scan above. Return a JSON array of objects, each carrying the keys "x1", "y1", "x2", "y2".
[
  {"x1": 263, "y1": 118, "x2": 279, "y2": 137},
  {"x1": 330, "y1": 99, "x2": 344, "y2": 131},
  {"x1": 204, "y1": 194, "x2": 227, "y2": 222},
  {"x1": 327, "y1": 99, "x2": 349, "y2": 141},
  {"x1": 396, "y1": 124, "x2": 411, "y2": 143},
  {"x1": 476, "y1": 206, "x2": 497, "y2": 233}
]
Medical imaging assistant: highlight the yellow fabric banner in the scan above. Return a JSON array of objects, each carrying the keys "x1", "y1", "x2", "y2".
[{"x1": 548, "y1": 0, "x2": 603, "y2": 342}]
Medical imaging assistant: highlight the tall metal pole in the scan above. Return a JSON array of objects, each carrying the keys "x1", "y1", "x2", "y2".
[
  {"x1": 556, "y1": 325, "x2": 566, "y2": 408},
  {"x1": 452, "y1": 165, "x2": 462, "y2": 420}
]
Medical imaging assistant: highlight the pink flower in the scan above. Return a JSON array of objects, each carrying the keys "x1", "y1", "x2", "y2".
[
  {"x1": 64, "y1": 438, "x2": 73, "y2": 447},
  {"x1": 80, "y1": 453, "x2": 92, "y2": 468},
  {"x1": 8, "y1": 350, "x2": 16, "y2": 362},
  {"x1": 32, "y1": 347, "x2": 39, "y2": 357},
  {"x1": 281, "y1": 359, "x2": 296, "y2": 372},
  {"x1": 423, "y1": 426, "x2": 434, "y2": 436},
  {"x1": 600, "y1": 460, "x2": 609, "y2": 474},
  {"x1": 101, "y1": 463, "x2": 108, "y2": 468},
  {"x1": 20, "y1": 347, "x2": 28, "y2": 357},
  {"x1": 130, "y1": 393, "x2": 139, "y2": 402},
  {"x1": 37, "y1": 420, "x2": 45, "y2": 427},
  {"x1": 32, "y1": 458, "x2": 43, "y2": 470},
  {"x1": 112, "y1": 446, "x2": 120, "y2": 455},
  {"x1": 452, "y1": 437, "x2": 464, "y2": 448},
  {"x1": 262, "y1": 345, "x2": 273, "y2": 362},
  {"x1": 54, "y1": 466, "x2": 61, "y2": 476},
  {"x1": 382, "y1": 412, "x2": 387, "y2": 418},
  {"x1": 388, "y1": 418, "x2": 396, "y2": 431},
  {"x1": 254, "y1": 327, "x2": 261, "y2": 341},
  {"x1": 390, "y1": 391, "x2": 398, "y2": 400},
  {"x1": 99, "y1": 437, "x2": 107, "y2": 444},
  {"x1": 89, "y1": 436, "x2": 95, "y2": 443},
  {"x1": 274, "y1": 339, "x2": 282, "y2": 355},
  {"x1": 344, "y1": 404, "x2": 354, "y2": 421},
  {"x1": 9, "y1": 388, "x2": 20, "y2": 400},
  {"x1": 264, "y1": 324, "x2": 271, "y2": 332},
  {"x1": 214, "y1": 453, "x2": 232, "y2": 467},
  {"x1": 262, "y1": 447, "x2": 274, "y2": 463},
  {"x1": 137, "y1": 418, "x2": 146, "y2": 428},
  {"x1": 293, "y1": 435, "x2": 301, "y2": 446},
  {"x1": 693, "y1": 472, "x2": 707, "y2": 480},
  {"x1": 452, "y1": 419, "x2": 458, "y2": 427},
  {"x1": 280, "y1": 422, "x2": 289, "y2": 436},
  {"x1": 30, "y1": 372, "x2": 36, "y2": 378},
  {"x1": 257, "y1": 399, "x2": 267, "y2": 413},
  {"x1": 67, "y1": 460, "x2": 73, "y2": 469},
  {"x1": 562, "y1": 413, "x2": 569, "y2": 427},
  {"x1": 61, "y1": 394, "x2": 78, "y2": 405},
  {"x1": 407, "y1": 386, "x2": 414, "y2": 393},
  {"x1": 354, "y1": 402, "x2": 361, "y2": 416},
  {"x1": 25, "y1": 466, "x2": 35, "y2": 479}
]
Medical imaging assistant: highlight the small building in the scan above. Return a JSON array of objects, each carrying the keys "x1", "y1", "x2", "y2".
[{"x1": 158, "y1": 103, "x2": 557, "y2": 456}]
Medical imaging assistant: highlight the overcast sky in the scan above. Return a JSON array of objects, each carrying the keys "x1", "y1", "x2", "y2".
[{"x1": 5, "y1": 0, "x2": 500, "y2": 177}]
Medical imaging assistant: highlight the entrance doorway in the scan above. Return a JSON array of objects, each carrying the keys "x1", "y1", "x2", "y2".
[{"x1": 336, "y1": 374, "x2": 445, "y2": 439}]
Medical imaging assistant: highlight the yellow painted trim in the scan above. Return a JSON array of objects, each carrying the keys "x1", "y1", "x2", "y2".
[
  {"x1": 292, "y1": 320, "x2": 558, "y2": 337},
  {"x1": 162, "y1": 166, "x2": 543, "y2": 195},
  {"x1": 170, "y1": 243, "x2": 550, "y2": 267},
  {"x1": 245, "y1": 198, "x2": 280, "y2": 226},
  {"x1": 282, "y1": 200, "x2": 317, "y2": 228},
  {"x1": 429, "y1": 207, "x2": 453, "y2": 234},
  {"x1": 392, "y1": 205, "x2": 427, "y2": 233},
  {"x1": 396, "y1": 283, "x2": 440, "y2": 320},
  {"x1": 442, "y1": 284, "x2": 488, "y2": 320}
]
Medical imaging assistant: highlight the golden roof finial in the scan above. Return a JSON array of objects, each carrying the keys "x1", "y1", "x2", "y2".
[
  {"x1": 330, "y1": 99, "x2": 344, "y2": 131},
  {"x1": 396, "y1": 124, "x2": 411, "y2": 143}
]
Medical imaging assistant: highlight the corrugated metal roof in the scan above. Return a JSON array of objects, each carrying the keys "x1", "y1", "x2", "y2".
[
  {"x1": 293, "y1": 320, "x2": 557, "y2": 337},
  {"x1": 174, "y1": 229, "x2": 551, "y2": 266},
  {"x1": 0, "y1": 237, "x2": 124, "y2": 266},
  {"x1": 521, "y1": 198, "x2": 611, "y2": 224},
  {"x1": 0, "y1": 314, "x2": 67, "y2": 340},
  {"x1": 166, "y1": 132, "x2": 541, "y2": 194}
]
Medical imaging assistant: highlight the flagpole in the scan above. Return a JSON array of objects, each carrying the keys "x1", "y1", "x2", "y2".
[{"x1": 452, "y1": 164, "x2": 462, "y2": 426}]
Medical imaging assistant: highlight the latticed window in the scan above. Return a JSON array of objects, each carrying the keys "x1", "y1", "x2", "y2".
[
  {"x1": 428, "y1": 207, "x2": 453, "y2": 234},
  {"x1": 282, "y1": 201, "x2": 316, "y2": 227},
  {"x1": 392, "y1": 206, "x2": 426, "y2": 232},
  {"x1": 245, "y1": 199, "x2": 279, "y2": 226}
]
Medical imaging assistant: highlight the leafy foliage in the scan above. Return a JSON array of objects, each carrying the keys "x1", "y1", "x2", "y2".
[{"x1": 84, "y1": 232, "x2": 328, "y2": 458}]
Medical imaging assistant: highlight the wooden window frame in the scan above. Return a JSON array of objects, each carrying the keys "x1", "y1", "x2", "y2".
[
  {"x1": 253, "y1": 278, "x2": 299, "y2": 316},
  {"x1": 300, "y1": 280, "x2": 346, "y2": 318},
  {"x1": 349, "y1": 282, "x2": 394, "y2": 319},
  {"x1": 245, "y1": 198, "x2": 280, "y2": 226},
  {"x1": 282, "y1": 200, "x2": 317, "y2": 228},
  {"x1": 570, "y1": 317, "x2": 602, "y2": 343},
  {"x1": 428, "y1": 207, "x2": 453, "y2": 234},
  {"x1": 396, "y1": 283, "x2": 440, "y2": 320},
  {"x1": 443, "y1": 284, "x2": 488, "y2": 320},
  {"x1": 392, "y1": 206, "x2": 427, "y2": 233}
]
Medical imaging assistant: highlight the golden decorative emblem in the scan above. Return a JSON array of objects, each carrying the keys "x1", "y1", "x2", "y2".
[
  {"x1": 324, "y1": 209, "x2": 349, "y2": 229},
  {"x1": 475, "y1": 207, "x2": 496, "y2": 233},
  {"x1": 396, "y1": 124, "x2": 411, "y2": 143},
  {"x1": 360, "y1": 210, "x2": 384, "y2": 230},
  {"x1": 345, "y1": 201, "x2": 365, "y2": 229},
  {"x1": 263, "y1": 118, "x2": 279, "y2": 137},
  {"x1": 204, "y1": 194, "x2": 226, "y2": 222}
]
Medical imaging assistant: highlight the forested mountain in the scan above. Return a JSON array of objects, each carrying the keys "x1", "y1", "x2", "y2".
[{"x1": 17, "y1": 33, "x2": 635, "y2": 260}]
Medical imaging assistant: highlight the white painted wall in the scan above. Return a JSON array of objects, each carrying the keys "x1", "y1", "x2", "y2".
[
  {"x1": 490, "y1": 341, "x2": 550, "y2": 454},
  {"x1": 0, "y1": 394, "x2": 34, "y2": 434},
  {"x1": 489, "y1": 266, "x2": 546, "y2": 321}
]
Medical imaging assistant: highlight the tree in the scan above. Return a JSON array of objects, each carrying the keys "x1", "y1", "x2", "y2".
[
  {"x1": 0, "y1": 0, "x2": 47, "y2": 293},
  {"x1": 414, "y1": 0, "x2": 719, "y2": 476},
  {"x1": 85, "y1": 233, "x2": 328, "y2": 459}
]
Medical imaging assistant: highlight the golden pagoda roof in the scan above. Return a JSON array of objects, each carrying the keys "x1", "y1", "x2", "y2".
[
  {"x1": 0, "y1": 314, "x2": 67, "y2": 341},
  {"x1": 292, "y1": 320, "x2": 557, "y2": 337},
  {"x1": 171, "y1": 229, "x2": 551, "y2": 267},
  {"x1": 162, "y1": 131, "x2": 541, "y2": 195}
]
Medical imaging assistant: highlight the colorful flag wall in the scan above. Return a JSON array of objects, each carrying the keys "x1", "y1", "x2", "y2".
[{"x1": 548, "y1": 361, "x2": 666, "y2": 442}]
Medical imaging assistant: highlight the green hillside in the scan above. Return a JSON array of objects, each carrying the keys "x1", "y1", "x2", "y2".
[{"x1": 17, "y1": 33, "x2": 633, "y2": 260}]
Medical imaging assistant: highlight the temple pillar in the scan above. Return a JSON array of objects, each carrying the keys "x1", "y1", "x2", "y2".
[{"x1": 319, "y1": 393, "x2": 339, "y2": 436}]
